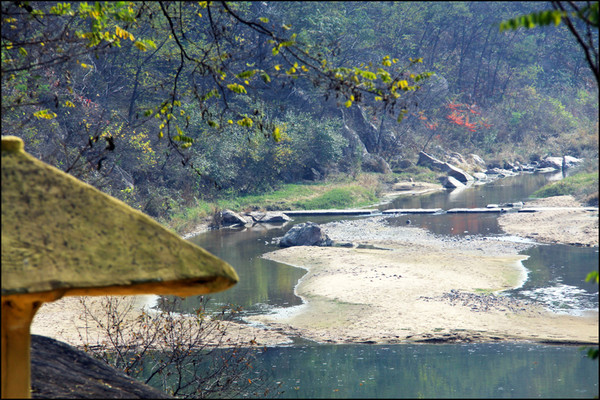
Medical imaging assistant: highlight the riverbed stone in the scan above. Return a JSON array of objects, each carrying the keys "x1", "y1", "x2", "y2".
[
  {"x1": 538, "y1": 156, "x2": 563, "y2": 170},
  {"x1": 247, "y1": 211, "x2": 292, "y2": 224},
  {"x1": 469, "y1": 154, "x2": 486, "y2": 166},
  {"x1": 472, "y1": 172, "x2": 487, "y2": 181},
  {"x1": 441, "y1": 176, "x2": 465, "y2": 189},
  {"x1": 563, "y1": 155, "x2": 583, "y2": 169},
  {"x1": 417, "y1": 151, "x2": 447, "y2": 171},
  {"x1": 218, "y1": 209, "x2": 249, "y2": 227},
  {"x1": 445, "y1": 163, "x2": 474, "y2": 183},
  {"x1": 279, "y1": 222, "x2": 333, "y2": 247}
]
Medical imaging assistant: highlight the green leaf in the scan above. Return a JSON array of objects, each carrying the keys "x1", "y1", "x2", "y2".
[
  {"x1": 259, "y1": 17, "x2": 269, "y2": 23},
  {"x1": 226, "y1": 83, "x2": 247, "y2": 94},
  {"x1": 260, "y1": 72, "x2": 271, "y2": 83},
  {"x1": 236, "y1": 70, "x2": 257, "y2": 79},
  {"x1": 585, "y1": 271, "x2": 599, "y2": 283},
  {"x1": 33, "y1": 109, "x2": 57, "y2": 119},
  {"x1": 134, "y1": 41, "x2": 147, "y2": 51}
]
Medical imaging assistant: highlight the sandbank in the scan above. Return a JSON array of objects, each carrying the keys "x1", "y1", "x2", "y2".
[{"x1": 248, "y1": 216, "x2": 598, "y2": 345}]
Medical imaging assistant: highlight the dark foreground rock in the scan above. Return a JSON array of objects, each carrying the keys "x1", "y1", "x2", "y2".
[
  {"x1": 279, "y1": 221, "x2": 333, "y2": 247},
  {"x1": 31, "y1": 335, "x2": 172, "y2": 399}
]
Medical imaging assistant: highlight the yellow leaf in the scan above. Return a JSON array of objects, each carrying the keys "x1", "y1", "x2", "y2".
[
  {"x1": 344, "y1": 100, "x2": 352, "y2": 108},
  {"x1": 273, "y1": 126, "x2": 281, "y2": 141}
]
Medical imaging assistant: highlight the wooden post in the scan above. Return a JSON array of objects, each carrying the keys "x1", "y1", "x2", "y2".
[{"x1": 1, "y1": 299, "x2": 41, "y2": 399}]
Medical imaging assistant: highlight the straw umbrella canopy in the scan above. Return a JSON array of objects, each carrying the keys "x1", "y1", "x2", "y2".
[{"x1": 1, "y1": 136, "x2": 239, "y2": 398}]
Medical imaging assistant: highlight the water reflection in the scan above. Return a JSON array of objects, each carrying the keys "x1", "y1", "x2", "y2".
[
  {"x1": 185, "y1": 225, "x2": 306, "y2": 315},
  {"x1": 255, "y1": 343, "x2": 598, "y2": 398}
]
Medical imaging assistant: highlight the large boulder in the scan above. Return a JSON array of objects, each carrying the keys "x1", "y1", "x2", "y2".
[
  {"x1": 472, "y1": 172, "x2": 488, "y2": 181},
  {"x1": 279, "y1": 222, "x2": 332, "y2": 247},
  {"x1": 469, "y1": 154, "x2": 486, "y2": 167},
  {"x1": 563, "y1": 155, "x2": 583, "y2": 169},
  {"x1": 217, "y1": 209, "x2": 249, "y2": 227},
  {"x1": 417, "y1": 151, "x2": 474, "y2": 183},
  {"x1": 246, "y1": 211, "x2": 292, "y2": 224},
  {"x1": 441, "y1": 176, "x2": 466, "y2": 189},
  {"x1": 445, "y1": 163, "x2": 474, "y2": 183},
  {"x1": 417, "y1": 151, "x2": 447, "y2": 171},
  {"x1": 538, "y1": 156, "x2": 563, "y2": 170},
  {"x1": 362, "y1": 153, "x2": 392, "y2": 174}
]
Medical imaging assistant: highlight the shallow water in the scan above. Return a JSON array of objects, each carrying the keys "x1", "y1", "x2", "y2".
[
  {"x1": 252, "y1": 342, "x2": 598, "y2": 398},
  {"x1": 175, "y1": 171, "x2": 599, "y2": 398},
  {"x1": 187, "y1": 171, "x2": 598, "y2": 316}
]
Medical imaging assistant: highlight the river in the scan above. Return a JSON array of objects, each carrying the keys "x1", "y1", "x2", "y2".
[{"x1": 178, "y1": 171, "x2": 598, "y2": 398}]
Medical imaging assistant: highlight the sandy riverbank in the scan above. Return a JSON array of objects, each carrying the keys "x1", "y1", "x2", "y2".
[
  {"x1": 498, "y1": 195, "x2": 598, "y2": 247},
  {"x1": 248, "y1": 214, "x2": 598, "y2": 345}
]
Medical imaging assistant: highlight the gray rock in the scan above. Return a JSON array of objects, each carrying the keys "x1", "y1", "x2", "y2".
[
  {"x1": 418, "y1": 151, "x2": 473, "y2": 183},
  {"x1": 472, "y1": 172, "x2": 487, "y2": 181},
  {"x1": 486, "y1": 167, "x2": 517, "y2": 177},
  {"x1": 442, "y1": 176, "x2": 465, "y2": 189},
  {"x1": 218, "y1": 209, "x2": 249, "y2": 226},
  {"x1": 469, "y1": 154, "x2": 486, "y2": 166},
  {"x1": 563, "y1": 155, "x2": 583, "y2": 169},
  {"x1": 279, "y1": 222, "x2": 333, "y2": 247},
  {"x1": 538, "y1": 156, "x2": 563, "y2": 170},
  {"x1": 445, "y1": 162, "x2": 474, "y2": 183},
  {"x1": 247, "y1": 211, "x2": 291, "y2": 224},
  {"x1": 362, "y1": 152, "x2": 392, "y2": 174},
  {"x1": 417, "y1": 151, "x2": 447, "y2": 171}
]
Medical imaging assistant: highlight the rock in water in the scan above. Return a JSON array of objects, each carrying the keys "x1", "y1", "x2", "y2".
[
  {"x1": 279, "y1": 222, "x2": 333, "y2": 247},
  {"x1": 218, "y1": 209, "x2": 249, "y2": 227}
]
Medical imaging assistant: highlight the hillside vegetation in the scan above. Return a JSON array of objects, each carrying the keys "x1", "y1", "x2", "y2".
[{"x1": 2, "y1": 1, "x2": 597, "y2": 227}]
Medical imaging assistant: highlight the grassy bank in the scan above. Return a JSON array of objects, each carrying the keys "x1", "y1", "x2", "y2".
[
  {"x1": 165, "y1": 173, "x2": 404, "y2": 235},
  {"x1": 532, "y1": 171, "x2": 599, "y2": 206}
]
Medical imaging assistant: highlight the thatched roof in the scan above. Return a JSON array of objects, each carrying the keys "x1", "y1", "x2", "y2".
[{"x1": 1, "y1": 136, "x2": 238, "y2": 298}]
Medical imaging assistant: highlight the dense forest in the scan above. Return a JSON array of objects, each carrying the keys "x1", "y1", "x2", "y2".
[{"x1": 2, "y1": 1, "x2": 598, "y2": 225}]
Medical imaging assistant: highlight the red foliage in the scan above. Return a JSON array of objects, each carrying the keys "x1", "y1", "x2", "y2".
[{"x1": 445, "y1": 102, "x2": 489, "y2": 132}]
